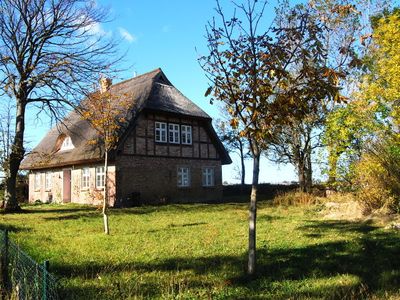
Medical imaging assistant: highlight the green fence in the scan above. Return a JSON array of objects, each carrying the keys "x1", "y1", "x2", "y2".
[{"x1": 0, "y1": 229, "x2": 59, "y2": 299}]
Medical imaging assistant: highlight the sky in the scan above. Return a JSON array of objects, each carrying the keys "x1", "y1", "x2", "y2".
[{"x1": 24, "y1": 0, "x2": 310, "y2": 184}]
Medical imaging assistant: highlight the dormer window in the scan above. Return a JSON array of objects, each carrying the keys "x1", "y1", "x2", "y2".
[{"x1": 60, "y1": 136, "x2": 74, "y2": 151}]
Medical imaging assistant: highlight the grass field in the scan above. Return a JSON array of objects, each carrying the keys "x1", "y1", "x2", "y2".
[{"x1": 1, "y1": 201, "x2": 399, "y2": 299}]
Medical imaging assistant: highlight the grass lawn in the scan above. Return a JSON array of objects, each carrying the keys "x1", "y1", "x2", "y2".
[{"x1": 1, "y1": 201, "x2": 399, "y2": 299}]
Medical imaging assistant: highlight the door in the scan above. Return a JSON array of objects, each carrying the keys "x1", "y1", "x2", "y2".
[{"x1": 63, "y1": 169, "x2": 71, "y2": 203}]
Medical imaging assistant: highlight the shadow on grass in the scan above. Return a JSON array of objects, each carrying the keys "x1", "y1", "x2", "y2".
[
  {"x1": 20, "y1": 207, "x2": 95, "y2": 214},
  {"x1": 0, "y1": 223, "x2": 31, "y2": 233},
  {"x1": 51, "y1": 220, "x2": 400, "y2": 299}
]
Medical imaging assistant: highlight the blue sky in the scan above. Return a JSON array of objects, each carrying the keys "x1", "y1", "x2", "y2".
[{"x1": 25, "y1": 0, "x2": 306, "y2": 184}]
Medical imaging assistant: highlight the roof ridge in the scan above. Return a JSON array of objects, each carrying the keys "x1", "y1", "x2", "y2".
[{"x1": 110, "y1": 68, "x2": 162, "y2": 89}]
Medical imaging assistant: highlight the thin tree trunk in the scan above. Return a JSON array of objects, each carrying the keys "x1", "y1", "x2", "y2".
[
  {"x1": 248, "y1": 152, "x2": 260, "y2": 276},
  {"x1": 328, "y1": 148, "x2": 339, "y2": 186},
  {"x1": 4, "y1": 101, "x2": 26, "y2": 212},
  {"x1": 239, "y1": 140, "x2": 246, "y2": 191},
  {"x1": 305, "y1": 144, "x2": 312, "y2": 192},
  {"x1": 103, "y1": 150, "x2": 109, "y2": 234}
]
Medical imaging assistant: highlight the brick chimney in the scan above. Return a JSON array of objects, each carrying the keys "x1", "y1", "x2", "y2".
[{"x1": 100, "y1": 77, "x2": 112, "y2": 93}]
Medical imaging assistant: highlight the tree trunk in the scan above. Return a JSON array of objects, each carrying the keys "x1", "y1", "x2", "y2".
[
  {"x1": 239, "y1": 140, "x2": 246, "y2": 191},
  {"x1": 298, "y1": 161, "x2": 306, "y2": 193},
  {"x1": 248, "y1": 152, "x2": 260, "y2": 276},
  {"x1": 4, "y1": 101, "x2": 26, "y2": 212},
  {"x1": 328, "y1": 148, "x2": 339, "y2": 186},
  {"x1": 305, "y1": 144, "x2": 312, "y2": 192},
  {"x1": 103, "y1": 150, "x2": 109, "y2": 235}
]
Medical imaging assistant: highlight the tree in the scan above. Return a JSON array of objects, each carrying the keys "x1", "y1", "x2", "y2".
[
  {"x1": 269, "y1": 113, "x2": 324, "y2": 192},
  {"x1": 322, "y1": 4, "x2": 398, "y2": 187},
  {"x1": 0, "y1": 101, "x2": 15, "y2": 174},
  {"x1": 310, "y1": 0, "x2": 394, "y2": 183},
  {"x1": 81, "y1": 78, "x2": 131, "y2": 234},
  {"x1": 200, "y1": 0, "x2": 341, "y2": 275},
  {"x1": 216, "y1": 118, "x2": 250, "y2": 187},
  {"x1": 363, "y1": 10, "x2": 400, "y2": 128},
  {"x1": 0, "y1": 0, "x2": 120, "y2": 212}
]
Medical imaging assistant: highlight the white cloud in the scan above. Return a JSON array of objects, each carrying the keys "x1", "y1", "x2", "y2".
[
  {"x1": 118, "y1": 27, "x2": 136, "y2": 43},
  {"x1": 88, "y1": 22, "x2": 107, "y2": 36}
]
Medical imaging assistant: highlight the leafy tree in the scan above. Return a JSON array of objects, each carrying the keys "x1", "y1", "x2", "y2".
[
  {"x1": 0, "y1": 0, "x2": 121, "y2": 212},
  {"x1": 363, "y1": 11, "x2": 400, "y2": 128},
  {"x1": 311, "y1": 0, "x2": 393, "y2": 182},
  {"x1": 200, "y1": 0, "x2": 341, "y2": 275},
  {"x1": 323, "y1": 99, "x2": 386, "y2": 185},
  {"x1": 323, "y1": 4, "x2": 398, "y2": 187},
  {"x1": 81, "y1": 78, "x2": 131, "y2": 234}
]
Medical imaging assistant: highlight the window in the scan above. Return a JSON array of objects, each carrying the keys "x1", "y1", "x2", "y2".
[
  {"x1": 155, "y1": 122, "x2": 167, "y2": 143},
  {"x1": 169, "y1": 123, "x2": 180, "y2": 144},
  {"x1": 81, "y1": 168, "x2": 90, "y2": 189},
  {"x1": 96, "y1": 166, "x2": 105, "y2": 188},
  {"x1": 177, "y1": 167, "x2": 190, "y2": 187},
  {"x1": 34, "y1": 173, "x2": 41, "y2": 191},
  {"x1": 45, "y1": 172, "x2": 52, "y2": 191},
  {"x1": 202, "y1": 167, "x2": 215, "y2": 187},
  {"x1": 181, "y1": 125, "x2": 192, "y2": 145},
  {"x1": 60, "y1": 136, "x2": 74, "y2": 151}
]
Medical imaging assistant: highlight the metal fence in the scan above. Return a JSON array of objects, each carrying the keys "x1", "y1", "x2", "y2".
[{"x1": 0, "y1": 229, "x2": 59, "y2": 300}]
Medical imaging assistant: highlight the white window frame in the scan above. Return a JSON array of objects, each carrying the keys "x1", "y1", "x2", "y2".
[
  {"x1": 81, "y1": 167, "x2": 90, "y2": 189},
  {"x1": 45, "y1": 172, "x2": 52, "y2": 191},
  {"x1": 177, "y1": 167, "x2": 190, "y2": 187},
  {"x1": 202, "y1": 167, "x2": 215, "y2": 187},
  {"x1": 181, "y1": 125, "x2": 192, "y2": 145},
  {"x1": 34, "y1": 173, "x2": 41, "y2": 191},
  {"x1": 95, "y1": 166, "x2": 105, "y2": 189},
  {"x1": 155, "y1": 122, "x2": 167, "y2": 143},
  {"x1": 60, "y1": 136, "x2": 74, "y2": 151},
  {"x1": 169, "y1": 123, "x2": 180, "y2": 144}
]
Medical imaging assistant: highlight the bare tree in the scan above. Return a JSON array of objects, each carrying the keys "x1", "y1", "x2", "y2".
[
  {"x1": 0, "y1": 100, "x2": 15, "y2": 174},
  {"x1": 269, "y1": 116, "x2": 324, "y2": 192},
  {"x1": 215, "y1": 117, "x2": 250, "y2": 187},
  {"x1": 0, "y1": 0, "x2": 122, "y2": 212}
]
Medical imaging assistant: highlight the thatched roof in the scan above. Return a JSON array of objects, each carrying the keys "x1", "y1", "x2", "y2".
[{"x1": 21, "y1": 68, "x2": 231, "y2": 170}]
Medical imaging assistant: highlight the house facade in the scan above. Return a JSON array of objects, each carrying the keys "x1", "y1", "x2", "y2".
[{"x1": 21, "y1": 69, "x2": 231, "y2": 206}]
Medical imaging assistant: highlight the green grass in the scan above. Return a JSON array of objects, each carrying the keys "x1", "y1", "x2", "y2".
[{"x1": 1, "y1": 201, "x2": 399, "y2": 299}]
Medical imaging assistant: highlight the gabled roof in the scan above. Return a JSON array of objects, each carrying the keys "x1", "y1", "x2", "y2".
[{"x1": 21, "y1": 68, "x2": 231, "y2": 170}]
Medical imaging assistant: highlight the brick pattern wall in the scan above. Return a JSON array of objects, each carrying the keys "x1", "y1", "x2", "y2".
[
  {"x1": 116, "y1": 112, "x2": 224, "y2": 204},
  {"x1": 28, "y1": 165, "x2": 116, "y2": 206},
  {"x1": 116, "y1": 156, "x2": 222, "y2": 204}
]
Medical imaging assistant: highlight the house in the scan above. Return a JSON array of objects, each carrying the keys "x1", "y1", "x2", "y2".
[{"x1": 20, "y1": 68, "x2": 231, "y2": 206}]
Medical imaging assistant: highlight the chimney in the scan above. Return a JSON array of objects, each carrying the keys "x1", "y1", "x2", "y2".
[{"x1": 100, "y1": 77, "x2": 112, "y2": 93}]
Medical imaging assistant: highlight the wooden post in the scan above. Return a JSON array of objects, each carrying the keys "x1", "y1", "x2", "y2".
[
  {"x1": 1, "y1": 230, "x2": 9, "y2": 294},
  {"x1": 42, "y1": 260, "x2": 49, "y2": 300}
]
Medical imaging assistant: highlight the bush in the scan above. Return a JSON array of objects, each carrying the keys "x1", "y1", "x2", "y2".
[
  {"x1": 273, "y1": 191, "x2": 319, "y2": 206},
  {"x1": 355, "y1": 138, "x2": 400, "y2": 214}
]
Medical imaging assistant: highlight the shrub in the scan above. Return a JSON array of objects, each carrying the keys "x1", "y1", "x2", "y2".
[
  {"x1": 273, "y1": 191, "x2": 319, "y2": 206},
  {"x1": 354, "y1": 138, "x2": 400, "y2": 214}
]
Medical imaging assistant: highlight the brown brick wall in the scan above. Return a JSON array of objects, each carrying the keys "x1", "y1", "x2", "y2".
[
  {"x1": 115, "y1": 156, "x2": 222, "y2": 205},
  {"x1": 115, "y1": 112, "x2": 224, "y2": 205}
]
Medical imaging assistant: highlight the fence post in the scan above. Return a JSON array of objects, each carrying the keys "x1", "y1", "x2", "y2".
[
  {"x1": 42, "y1": 260, "x2": 49, "y2": 300},
  {"x1": 1, "y1": 230, "x2": 9, "y2": 294}
]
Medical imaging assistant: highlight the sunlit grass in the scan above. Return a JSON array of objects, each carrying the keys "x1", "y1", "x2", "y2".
[{"x1": 1, "y1": 201, "x2": 399, "y2": 299}]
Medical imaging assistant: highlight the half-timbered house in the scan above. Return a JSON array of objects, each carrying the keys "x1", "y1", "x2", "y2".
[{"x1": 20, "y1": 69, "x2": 231, "y2": 206}]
